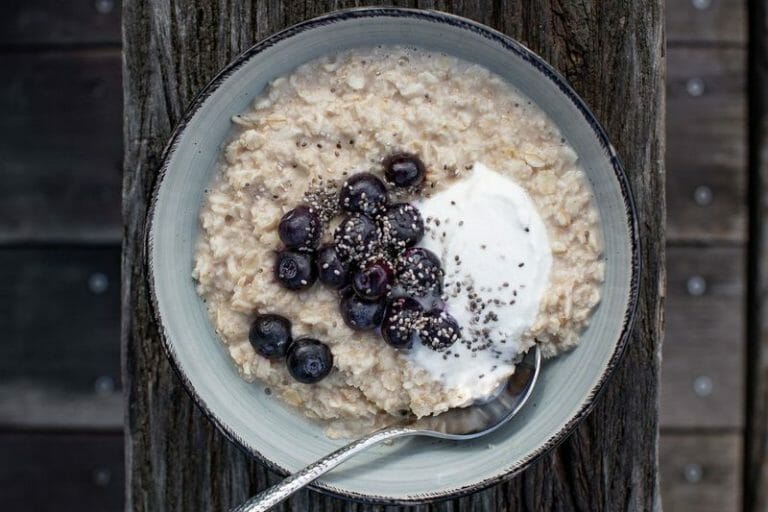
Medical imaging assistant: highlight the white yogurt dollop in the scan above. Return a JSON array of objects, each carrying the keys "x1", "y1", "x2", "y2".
[{"x1": 405, "y1": 162, "x2": 552, "y2": 405}]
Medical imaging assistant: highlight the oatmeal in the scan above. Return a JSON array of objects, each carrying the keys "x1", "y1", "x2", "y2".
[{"x1": 193, "y1": 46, "x2": 604, "y2": 438}]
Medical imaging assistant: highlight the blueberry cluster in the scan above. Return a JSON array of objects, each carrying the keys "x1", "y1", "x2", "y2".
[
  {"x1": 248, "y1": 314, "x2": 333, "y2": 384},
  {"x1": 260, "y1": 153, "x2": 461, "y2": 384}
]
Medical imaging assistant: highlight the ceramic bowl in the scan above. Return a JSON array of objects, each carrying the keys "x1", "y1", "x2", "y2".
[{"x1": 148, "y1": 7, "x2": 640, "y2": 504}]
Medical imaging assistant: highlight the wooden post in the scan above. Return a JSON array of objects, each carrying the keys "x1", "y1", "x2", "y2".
[{"x1": 122, "y1": 1, "x2": 665, "y2": 510}]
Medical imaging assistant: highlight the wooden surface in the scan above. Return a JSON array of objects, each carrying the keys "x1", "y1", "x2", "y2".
[
  {"x1": 659, "y1": 433, "x2": 743, "y2": 512},
  {"x1": 666, "y1": 47, "x2": 747, "y2": 243},
  {"x1": 661, "y1": 3, "x2": 749, "y2": 512},
  {"x1": 662, "y1": 247, "x2": 745, "y2": 429},
  {"x1": 123, "y1": 1, "x2": 664, "y2": 511},
  {"x1": 0, "y1": 2, "x2": 127, "y2": 511},
  {"x1": 0, "y1": 248, "x2": 123, "y2": 430},
  {"x1": 0, "y1": 432, "x2": 124, "y2": 512},
  {"x1": 0, "y1": 0, "x2": 756, "y2": 510},
  {"x1": 667, "y1": 0, "x2": 746, "y2": 45},
  {"x1": 0, "y1": 51, "x2": 123, "y2": 243},
  {"x1": 0, "y1": 0, "x2": 122, "y2": 46}
]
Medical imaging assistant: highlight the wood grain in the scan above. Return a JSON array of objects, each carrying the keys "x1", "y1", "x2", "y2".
[
  {"x1": 0, "y1": 432, "x2": 725, "y2": 512},
  {"x1": 123, "y1": 1, "x2": 665, "y2": 510},
  {"x1": 0, "y1": 0, "x2": 122, "y2": 46},
  {"x1": 659, "y1": 433, "x2": 742, "y2": 512},
  {"x1": 666, "y1": 0, "x2": 746, "y2": 46},
  {"x1": 666, "y1": 47, "x2": 747, "y2": 243},
  {"x1": 0, "y1": 51, "x2": 123, "y2": 243},
  {"x1": 661, "y1": 247, "x2": 745, "y2": 429},
  {"x1": 0, "y1": 432, "x2": 124, "y2": 512}
]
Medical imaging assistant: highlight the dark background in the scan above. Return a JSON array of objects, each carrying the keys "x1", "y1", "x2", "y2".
[
  {"x1": 0, "y1": 1, "x2": 124, "y2": 510},
  {"x1": 0, "y1": 0, "x2": 756, "y2": 510}
]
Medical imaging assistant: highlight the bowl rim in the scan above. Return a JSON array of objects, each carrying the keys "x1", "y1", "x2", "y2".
[{"x1": 146, "y1": 6, "x2": 641, "y2": 505}]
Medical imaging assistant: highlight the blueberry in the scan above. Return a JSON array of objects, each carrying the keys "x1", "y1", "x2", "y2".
[
  {"x1": 380, "y1": 203, "x2": 424, "y2": 250},
  {"x1": 420, "y1": 309, "x2": 460, "y2": 351},
  {"x1": 275, "y1": 249, "x2": 317, "y2": 290},
  {"x1": 248, "y1": 314, "x2": 292, "y2": 359},
  {"x1": 352, "y1": 261, "x2": 394, "y2": 300},
  {"x1": 397, "y1": 247, "x2": 443, "y2": 296},
  {"x1": 384, "y1": 153, "x2": 426, "y2": 188},
  {"x1": 278, "y1": 205, "x2": 321, "y2": 250},
  {"x1": 382, "y1": 297, "x2": 424, "y2": 349},
  {"x1": 316, "y1": 244, "x2": 350, "y2": 289},
  {"x1": 339, "y1": 172, "x2": 388, "y2": 215},
  {"x1": 339, "y1": 292, "x2": 385, "y2": 331},
  {"x1": 286, "y1": 338, "x2": 333, "y2": 384},
  {"x1": 333, "y1": 213, "x2": 381, "y2": 263}
]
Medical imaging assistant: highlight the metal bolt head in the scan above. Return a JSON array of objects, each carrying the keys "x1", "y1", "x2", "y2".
[
  {"x1": 693, "y1": 185, "x2": 713, "y2": 206},
  {"x1": 94, "y1": 0, "x2": 114, "y2": 14},
  {"x1": 686, "y1": 276, "x2": 707, "y2": 296},
  {"x1": 693, "y1": 376, "x2": 714, "y2": 397},
  {"x1": 692, "y1": 0, "x2": 711, "y2": 9},
  {"x1": 93, "y1": 468, "x2": 112, "y2": 487},
  {"x1": 686, "y1": 78, "x2": 705, "y2": 97},
  {"x1": 88, "y1": 272, "x2": 109, "y2": 294},
  {"x1": 683, "y1": 463, "x2": 703, "y2": 483},
  {"x1": 94, "y1": 376, "x2": 115, "y2": 395}
]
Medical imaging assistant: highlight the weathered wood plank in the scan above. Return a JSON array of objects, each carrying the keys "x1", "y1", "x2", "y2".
[
  {"x1": 666, "y1": 47, "x2": 747, "y2": 243},
  {"x1": 667, "y1": 0, "x2": 746, "y2": 45},
  {"x1": 746, "y1": 0, "x2": 768, "y2": 510},
  {"x1": 0, "y1": 248, "x2": 121, "y2": 392},
  {"x1": 661, "y1": 247, "x2": 745, "y2": 429},
  {"x1": 0, "y1": 431, "x2": 712, "y2": 512},
  {"x1": 0, "y1": 382, "x2": 122, "y2": 431},
  {"x1": 0, "y1": 432, "x2": 124, "y2": 512},
  {"x1": 0, "y1": 51, "x2": 122, "y2": 243},
  {"x1": 0, "y1": 0, "x2": 122, "y2": 46},
  {"x1": 659, "y1": 433, "x2": 742, "y2": 512},
  {"x1": 123, "y1": 1, "x2": 664, "y2": 510}
]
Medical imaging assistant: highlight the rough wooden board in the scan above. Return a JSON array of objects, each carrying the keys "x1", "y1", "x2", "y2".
[
  {"x1": 746, "y1": 0, "x2": 768, "y2": 510},
  {"x1": 0, "y1": 50, "x2": 123, "y2": 244},
  {"x1": 661, "y1": 247, "x2": 745, "y2": 429},
  {"x1": 666, "y1": 47, "x2": 747, "y2": 243},
  {"x1": 0, "y1": 383, "x2": 122, "y2": 431},
  {"x1": 0, "y1": 432, "x2": 124, "y2": 512},
  {"x1": 659, "y1": 433, "x2": 742, "y2": 512},
  {"x1": 666, "y1": 0, "x2": 746, "y2": 45},
  {"x1": 0, "y1": 248, "x2": 121, "y2": 392},
  {"x1": 0, "y1": 431, "x2": 714, "y2": 512},
  {"x1": 122, "y1": 1, "x2": 664, "y2": 510},
  {"x1": 0, "y1": 0, "x2": 122, "y2": 46}
]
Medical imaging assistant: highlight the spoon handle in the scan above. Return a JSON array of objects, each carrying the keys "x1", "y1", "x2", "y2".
[{"x1": 231, "y1": 426, "x2": 416, "y2": 512}]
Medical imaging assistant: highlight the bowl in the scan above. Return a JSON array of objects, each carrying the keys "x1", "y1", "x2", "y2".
[{"x1": 148, "y1": 7, "x2": 640, "y2": 504}]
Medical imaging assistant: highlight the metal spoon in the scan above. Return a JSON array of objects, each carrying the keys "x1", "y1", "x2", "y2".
[{"x1": 232, "y1": 344, "x2": 541, "y2": 512}]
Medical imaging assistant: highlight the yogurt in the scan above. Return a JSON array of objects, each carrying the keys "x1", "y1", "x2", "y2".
[{"x1": 405, "y1": 163, "x2": 552, "y2": 404}]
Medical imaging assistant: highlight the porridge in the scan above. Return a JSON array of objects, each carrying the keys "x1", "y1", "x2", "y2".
[{"x1": 192, "y1": 46, "x2": 603, "y2": 438}]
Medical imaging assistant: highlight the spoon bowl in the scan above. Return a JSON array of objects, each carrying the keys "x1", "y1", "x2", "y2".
[{"x1": 233, "y1": 345, "x2": 541, "y2": 512}]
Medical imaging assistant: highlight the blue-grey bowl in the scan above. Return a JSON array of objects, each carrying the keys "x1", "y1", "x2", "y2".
[{"x1": 148, "y1": 7, "x2": 640, "y2": 504}]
